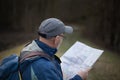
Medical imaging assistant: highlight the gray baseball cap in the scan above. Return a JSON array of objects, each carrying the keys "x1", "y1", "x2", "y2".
[{"x1": 38, "y1": 18, "x2": 73, "y2": 38}]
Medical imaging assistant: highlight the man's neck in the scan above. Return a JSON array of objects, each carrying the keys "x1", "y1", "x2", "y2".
[{"x1": 39, "y1": 37, "x2": 55, "y2": 48}]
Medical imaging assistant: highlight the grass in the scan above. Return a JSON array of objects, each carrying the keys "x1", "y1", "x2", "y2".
[
  {"x1": 0, "y1": 44, "x2": 24, "y2": 60},
  {"x1": 0, "y1": 26, "x2": 120, "y2": 80},
  {"x1": 88, "y1": 51, "x2": 120, "y2": 80}
]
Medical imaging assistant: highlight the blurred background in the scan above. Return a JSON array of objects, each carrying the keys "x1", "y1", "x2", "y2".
[
  {"x1": 0, "y1": 0, "x2": 120, "y2": 52},
  {"x1": 0, "y1": 0, "x2": 120, "y2": 80}
]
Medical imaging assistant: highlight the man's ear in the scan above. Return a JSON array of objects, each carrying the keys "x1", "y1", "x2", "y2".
[
  {"x1": 55, "y1": 36, "x2": 63, "y2": 49},
  {"x1": 55, "y1": 36, "x2": 60, "y2": 42},
  {"x1": 54, "y1": 36, "x2": 62, "y2": 46}
]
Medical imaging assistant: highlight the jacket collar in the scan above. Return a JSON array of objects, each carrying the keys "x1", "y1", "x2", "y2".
[{"x1": 35, "y1": 39, "x2": 57, "y2": 56}]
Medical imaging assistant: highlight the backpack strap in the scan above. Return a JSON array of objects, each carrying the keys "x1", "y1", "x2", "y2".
[
  {"x1": 19, "y1": 51, "x2": 53, "y2": 63},
  {"x1": 18, "y1": 71, "x2": 22, "y2": 80},
  {"x1": 19, "y1": 51, "x2": 61, "y2": 80}
]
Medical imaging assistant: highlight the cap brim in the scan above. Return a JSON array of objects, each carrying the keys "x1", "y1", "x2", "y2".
[{"x1": 64, "y1": 26, "x2": 73, "y2": 34}]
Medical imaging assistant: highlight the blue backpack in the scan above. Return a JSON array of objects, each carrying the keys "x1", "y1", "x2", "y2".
[
  {"x1": 0, "y1": 51, "x2": 53, "y2": 80},
  {"x1": 0, "y1": 54, "x2": 21, "y2": 80}
]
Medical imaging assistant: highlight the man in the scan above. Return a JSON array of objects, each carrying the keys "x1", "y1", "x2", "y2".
[{"x1": 19, "y1": 18, "x2": 89, "y2": 80}]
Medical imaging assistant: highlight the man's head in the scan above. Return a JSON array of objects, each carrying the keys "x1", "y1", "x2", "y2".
[
  {"x1": 38, "y1": 18, "x2": 73, "y2": 48},
  {"x1": 38, "y1": 18, "x2": 73, "y2": 39}
]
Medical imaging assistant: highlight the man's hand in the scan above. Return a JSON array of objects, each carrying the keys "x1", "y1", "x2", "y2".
[{"x1": 77, "y1": 68, "x2": 91, "y2": 80}]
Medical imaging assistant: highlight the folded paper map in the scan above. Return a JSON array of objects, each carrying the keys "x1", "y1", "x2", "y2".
[{"x1": 60, "y1": 41, "x2": 104, "y2": 80}]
